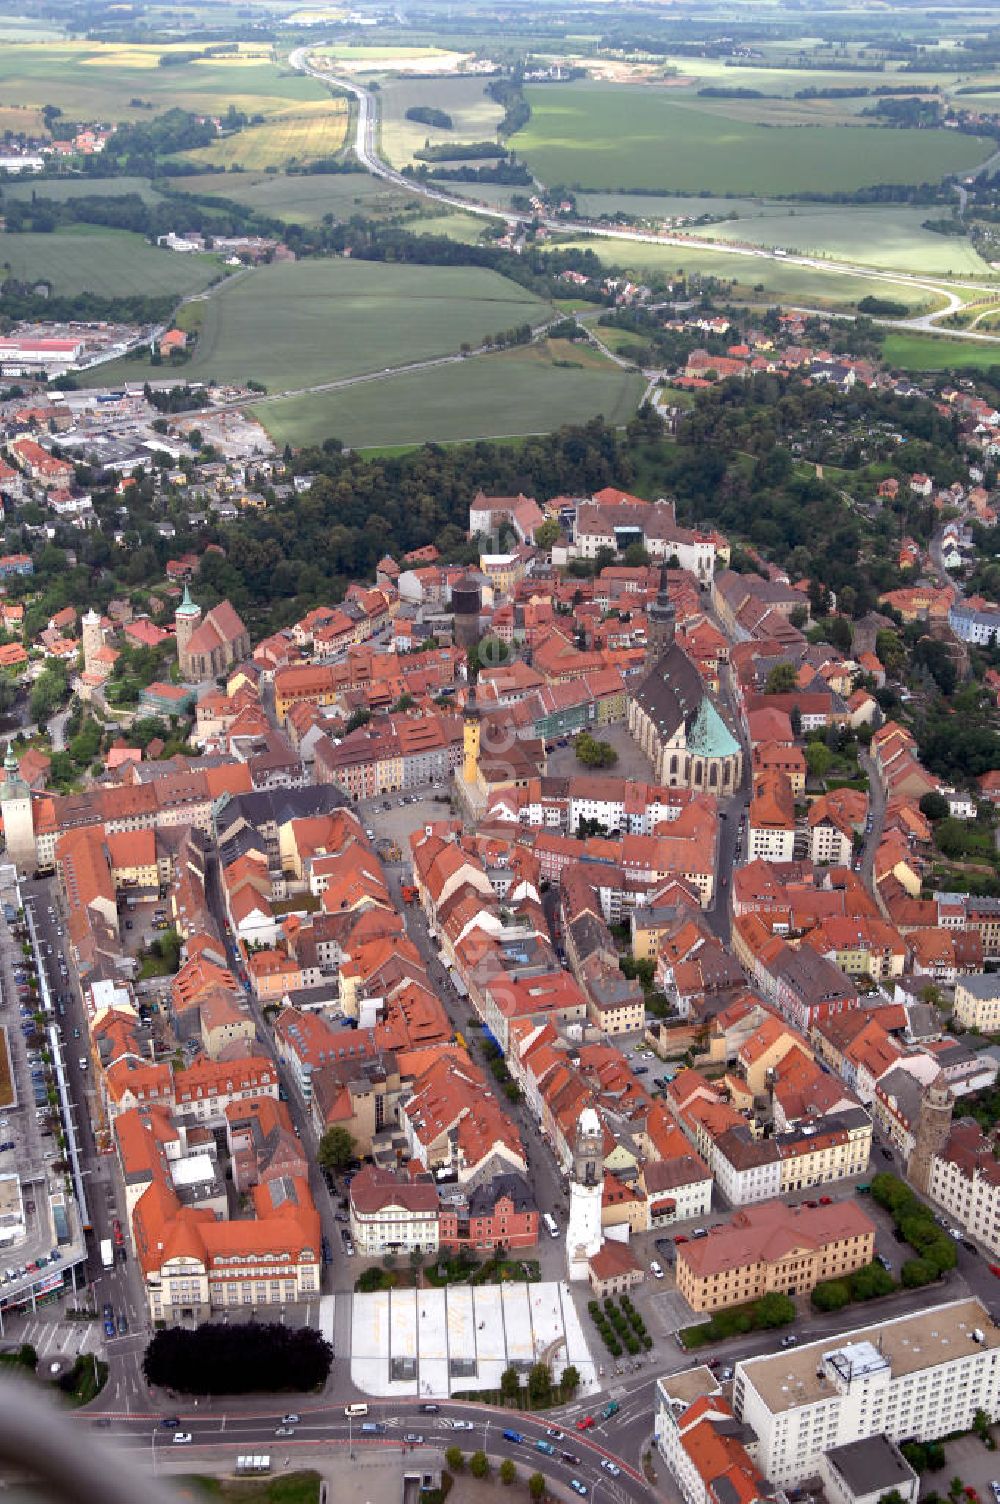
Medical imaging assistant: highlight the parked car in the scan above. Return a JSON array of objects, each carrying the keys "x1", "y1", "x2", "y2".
[{"x1": 650, "y1": 1260, "x2": 664, "y2": 1279}]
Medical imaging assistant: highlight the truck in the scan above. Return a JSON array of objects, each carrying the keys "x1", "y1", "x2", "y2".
[{"x1": 100, "y1": 1239, "x2": 114, "y2": 1271}]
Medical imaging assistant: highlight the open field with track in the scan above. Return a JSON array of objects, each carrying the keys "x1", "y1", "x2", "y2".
[
  {"x1": 552, "y1": 233, "x2": 943, "y2": 314},
  {"x1": 84, "y1": 258, "x2": 552, "y2": 392},
  {"x1": 688, "y1": 205, "x2": 995, "y2": 277},
  {"x1": 514, "y1": 82, "x2": 990, "y2": 195},
  {"x1": 176, "y1": 170, "x2": 416, "y2": 224},
  {"x1": 251, "y1": 336, "x2": 645, "y2": 448},
  {"x1": 0, "y1": 227, "x2": 221, "y2": 297}
]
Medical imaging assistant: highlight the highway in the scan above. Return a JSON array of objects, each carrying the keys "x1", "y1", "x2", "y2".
[{"x1": 289, "y1": 48, "x2": 1000, "y2": 342}]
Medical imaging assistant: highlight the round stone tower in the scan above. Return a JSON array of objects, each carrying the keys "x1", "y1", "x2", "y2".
[{"x1": 81, "y1": 608, "x2": 103, "y2": 676}]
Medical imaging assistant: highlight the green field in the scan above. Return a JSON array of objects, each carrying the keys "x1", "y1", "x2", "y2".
[
  {"x1": 179, "y1": 99, "x2": 348, "y2": 170},
  {"x1": 514, "y1": 83, "x2": 989, "y2": 195},
  {"x1": 176, "y1": 170, "x2": 416, "y2": 224},
  {"x1": 0, "y1": 175, "x2": 165, "y2": 204},
  {"x1": 689, "y1": 205, "x2": 996, "y2": 278},
  {"x1": 379, "y1": 75, "x2": 504, "y2": 167},
  {"x1": 0, "y1": 227, "x2": 221, "y2": 297},
  {"x1": 881, "y1": 332, "x2": 1000, "y2": 371},
  {"x1": 251, "y1": 336, "x2": 645, "y2": 447},
  {"x1": 556, "y1": 233, "x2": 941, "y2": 313},
  {"x1": 87, "y1": 258, "x2": 552, "y2": 392}
]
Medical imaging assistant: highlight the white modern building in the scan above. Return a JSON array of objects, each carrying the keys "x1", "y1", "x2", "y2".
[{"x1": 733, "y1": 1299, "x2": 1000, "y2": 1486}]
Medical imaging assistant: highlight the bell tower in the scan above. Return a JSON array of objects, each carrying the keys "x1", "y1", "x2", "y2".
[
  {"x1": 646, "y1": 562, "x2": 676, "y2": 670},
  {"x1": 463, "y1": 683, "x2": 481, "y2": 785}
]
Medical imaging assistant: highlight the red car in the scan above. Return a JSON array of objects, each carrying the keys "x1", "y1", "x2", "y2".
[
  {"x1": 989, "y1": 1264, "x2": 1000, "y2": 1278},
  {"x1": 819, "y1": 1196, "x2": 833, "y2": 1206},
  {"x1": 576, "y1": 1416, "x2": 595, "y2": 1432},
  {"x1": 674, "y1": 1234, "x2": 688, "y2": 1245}
]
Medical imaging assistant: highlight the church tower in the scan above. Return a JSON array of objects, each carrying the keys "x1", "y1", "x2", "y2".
[
  {"x1": 81, "y1": 608, "x2": 103, "y2": 677},
  {"x1": 645, "y1": 562, "x2": 676, "y2": 670},
  {"x1": 463, "y1": 683, "x2": 481, "y2": 785},
  {"x1": 0, "y1": 743, "x2": 35, "y2": 872},
  {"x1": 566, "y1": 1106, "x2": 605, "y2": 1281},
  {"x1": 174, "y1": 583, "x2": 202, "y2": 673},
  {"x1": 909, "y1": 1076, "x2": 954, "y2": 1194}
]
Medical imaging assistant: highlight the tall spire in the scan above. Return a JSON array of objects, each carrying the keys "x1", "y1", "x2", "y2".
[
  {"x1": 177, "y1": 582, "x2": 199, "y2": 617},
  {"x1": 3, "y1": 743, "x2": 17, "y2": 780},
  {"x1": 646, "y1": 560, "x2": 676, "y2": 667}
]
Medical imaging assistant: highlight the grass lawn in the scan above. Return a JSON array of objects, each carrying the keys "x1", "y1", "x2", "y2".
[
  {"x1": 379, "y1": 74, "x2": 504, "y2": 167},
  {"x1": 178, "y1": 99, "x2": 348, "y2": 170},
  {"x1": 554, "y1": 234, "x2": 940, "y2": 313},
  {"x1": 176, "y1": 170, "x2": 415, "y2": 224},
  {"x1": 0, "y1": 227, "x2": 222, "y2": 297},
  {"x1": 252, "y1": 336, "x2": 645, "y2": 448},
  {"x1": 688, "y1": 204, "x2": 996, "y2": 278},
  {"x1": 0, "y1": 1031, "x2": 13, "y2": 1110},
  {"x1": 881, "y1": 332, "x2": 1000, "y2": 371},
  {"x1": 88, "y1": 258, "x2": 551, "y2": 393},
  {"x1": 514, "y1": 82, "x2": 989, "y2": 195},
  {"x1": 183, "y1": 1471, "x2": 321, "y2": 1504}
]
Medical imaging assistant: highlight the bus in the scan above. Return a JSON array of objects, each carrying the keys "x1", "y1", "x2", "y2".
[
  {"x1": 542, "y1": 1213, "x2": 559, "y2": 1239},
  {"x1": 99, "y1": 1239, "x2": 114, "y2": 1270}
]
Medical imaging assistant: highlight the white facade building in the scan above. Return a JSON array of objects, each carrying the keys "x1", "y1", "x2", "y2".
[{"x1": 734, "y1": 1300, "x2": 1000, "y2": 1487}]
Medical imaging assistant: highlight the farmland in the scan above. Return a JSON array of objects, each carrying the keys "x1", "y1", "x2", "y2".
[
  {"x1": 251, "y1": 337, "x2": 645, "y2": 449},
  {"x1": 513, "y1": 83, "x2": 989, "y2": 196},
  {"x1": 0, "y1": 42, "x2": 331, "y2": 125},
  {"x1": 378, "y1": 75, "x2": 505, "y2": 168},
  {"x1": 0, "y1": 228, "x2": 221, "y2": 298},
  {"x1": 86, "y1": 258, "x2": 552, "y2": 393},
  {"x1": 178, "y1": 99, "x2": 348, "y2": 171}
]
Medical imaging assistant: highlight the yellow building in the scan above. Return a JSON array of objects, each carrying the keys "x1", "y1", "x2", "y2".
[
  {"x1": 675, "y1": 1200, "x2": 875, "y2": 1313},
  {"x1": 777, "y1": 1115, "x2": 872, "y2": 1195}
]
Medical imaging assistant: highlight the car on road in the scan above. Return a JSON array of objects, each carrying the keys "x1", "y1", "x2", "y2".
[
  {"x1": 576, "y1": 1416, "x2": 595, "y2": 1431},
  {"x1": 447, "y1": 1420, "x2": 474, "y2": 1431},
  {"x1": 880, "y1": 1146, "x2": 893, "y2": 1159},
  {"x1": 282, "y1": 1414, "x2": 300, "y2": 1426},
  {"x1": 545, "y1": 1427, "x2": 562, "y2": 1439},
  {"x1": 601, "y1": 1460, "x2": 621, "y2": 1477},
  {"x1": 650, "y1": 1260, "x2": 664, "y2": 1279},
  {"x1": 420, "y1": 1404, "x2": 440, "y2": 1414},
  {"x1": 779, "y1": 1334, "x2": 798, "y2": 1348},
  {"x1": 404, "y1": 1435, "x2": 425, "y2": 1445},
  {"x1": 536, "y1": 1441, "x2": 556, "y2": 1456},
  {"x1": 673, "y1": 1234, "x2": 688, "y2": 1244},
  {"x1": 117, "y1": 1315, "x2": 128, "y2": 1336},
  {"x1": 561, "y1": 1453, "x2": 579, "y2": 1465},
  {"x1": 989, "y1": 1264, "x2": 1000, "y2": 1278},
  {"x1": 275, "y1": 1427, "x2": 296, "y2": 1437},
  {"x1": 963, "y1": 1239, "x2": 978, "y2": 1254},
  {"x1": 160, "y1": 1418, "x2": 180, "y2": 1429},
  {"x1": 570, "y1": 1482, "x2": 588, "y2": 1497},
  {"x1": 172, "y1": 1433, "x2": 192, "y2": 1445},
  {"x1": 989, "y1": 1483, "x2": 1000, "y2": 1504}
]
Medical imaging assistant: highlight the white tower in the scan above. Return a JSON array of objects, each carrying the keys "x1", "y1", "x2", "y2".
[
  {"x1": 566, "y1": 1106, "x2": 604, "y2": 1282},
  {"x1": 0, "y1": 743, "x2": 35, "y2": 872},
  {"x1": 81, "y1": 608, "x2": 103, "y2": 676}
]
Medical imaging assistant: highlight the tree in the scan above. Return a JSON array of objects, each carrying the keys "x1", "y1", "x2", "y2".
[
  {"x1": 575, "y1": 733, "x2": 617, "y2": 768},
  {"x1": 535, "y1": 517, "x2": 561, "y2": 549},
  {"x1": 527, "y1": 1361, "x2": 552, "y2": 1406},
  {"x1": 811, "y1": 1279, "x2": 850, "y2": 1312},
  {"x1": 561, "y1": 1365, "x2": 581, "y2": 1396},
  {"x1": 143, "y1": 1322, "x2": 332, "y2": 1394},
  {"x1": 920, "y1": 791, "x2": 949, "y2": 822},
  {"x1": 410, "y1": 1247, "x2": 424, "y2": 1271},
  {"x1": 18, "y1": 1342, "x2": 37, "y2": 1370},
  {"x1": 529, "y1": 1473, "x2": 546, "y2": 1502},
  {"x1": 806, "y1": 741, "x2": 834, "y2": 780},
  {"x1": 754, "y1": 1292, "x2": 795, "y2": 1328},
  {"x1": 445, "y1": 1446, "x2": 465, "y2": 1472},
  {"x1": 500, "y1": 1459, "x2": 517, "y2": 1486},
  {"x1": 765, "y1": 663, "x2": 798, "y2": 694},
  {"x1": 470, "y1": 1451, "x2": 490, "y2": 1480},
  {"x1": 790, "y1": 704, "x2": 803, "y2": 737},
  {"x1": 317, "y1": 1125, "x2": 355, "y2": 1173},
  {"x1": 500, "y1": 1364, "x2": 521, "y2": 1401}
]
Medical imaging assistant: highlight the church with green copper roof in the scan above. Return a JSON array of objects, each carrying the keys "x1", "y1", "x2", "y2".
[{"x1": 627, "y1": 565, "x2": 743, "y2": 797}]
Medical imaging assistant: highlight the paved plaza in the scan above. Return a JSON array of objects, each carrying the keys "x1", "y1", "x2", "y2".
[{"x1": 349, "y1": 1281, "x2": 599, "y2": 1398}]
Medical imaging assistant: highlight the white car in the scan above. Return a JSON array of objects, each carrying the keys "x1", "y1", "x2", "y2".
[
  {"x1": 601, "y1": 1461, "x2": 621, "y2": 1477},
  {"x1": 449, "y1": 1420, "x2": 474, "y2": 1431},
  {"x1": 172, "y1": 1433, "x2": 193, "y2": 1445},
  {"x1": 650, "y1": 1260, "x2": 664, "y2": 1279}
]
